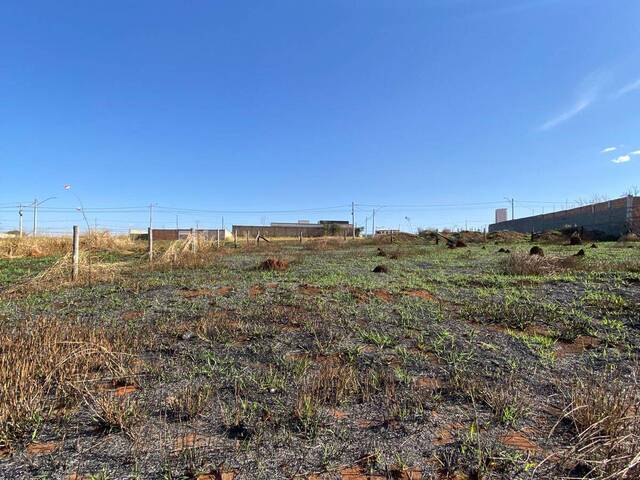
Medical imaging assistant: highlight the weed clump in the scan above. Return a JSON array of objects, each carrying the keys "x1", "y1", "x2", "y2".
[
  {"x1": 259, "y1": 257, "x2": 289, "y2": 271},
  {"x1": 569, "y1": 231, "x2": 583, "y2": 245},
  {"x1": 503, "y1": 253, "x2": 577, "y2": 275},
  {"x1": 553, "y1": 369, "x2": 640, "y2": 479},
  {"x1": 529, "y1": 246, "x2": 544, "y2": 256}
]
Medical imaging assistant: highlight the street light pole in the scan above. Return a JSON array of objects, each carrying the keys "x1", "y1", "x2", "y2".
[{"x1": 32, "y1": 196, "x2": 57, "y2": 236}]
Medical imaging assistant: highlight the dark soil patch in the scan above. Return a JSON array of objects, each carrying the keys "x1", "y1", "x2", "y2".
[
  {"x1": 556, "y1": 335, "x2": 600, "y2": 357},
  {"x1": 372, "y1": 265, "x2": 388, "y2": 273}
]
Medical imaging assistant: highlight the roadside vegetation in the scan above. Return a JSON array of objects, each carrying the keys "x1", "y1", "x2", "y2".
[{"x1": 0, "y1": 232, "x2": 638, "y2": 479}]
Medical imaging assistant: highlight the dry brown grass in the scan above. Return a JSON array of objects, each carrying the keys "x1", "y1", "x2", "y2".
[
  {"x1": 299, "y1": 364, "x2": 360, "y2": 406},
  {"x1": 0, "y1": 232, "x2": 142, "y2": 260},
  {"x1": 165, "y1": 384, "x2": 213, "y2": 421},
  {"x1": 0, "y1": 317, "x2": 144, "y2": 447},
  {"x1": 0, "y1": 236, "x2": 70, "y2": 259},
  {"x1": 156, "y1": 234, "x2": 228, "y2": 268},
  {"x1": 549, "y1": 368, "x2": 640, "y2": 479},
  {"x1": 5, "y1": 253, "x2": 128, "y2": 295},
  {"x1": 81, "y1": 231, "x2": 140, "y2": 253},
  {"x1": 86, "y1": 393, "x2": 143, "y2": 437},
  {"x1": 502, "y1": 252, "x2": 578, "y2": 275},
  {"x1": 302, "y1": 237, "x2": 347, "y2": 251}
]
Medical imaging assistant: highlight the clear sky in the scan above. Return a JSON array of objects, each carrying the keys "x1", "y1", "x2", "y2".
[{"x1": 1, "y1": 0, "x2": 639, "y2": 234}]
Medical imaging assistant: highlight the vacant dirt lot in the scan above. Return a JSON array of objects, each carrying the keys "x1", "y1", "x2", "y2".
[{"x1": 0, "y1": 236, "x2": 638, "y2": 479}]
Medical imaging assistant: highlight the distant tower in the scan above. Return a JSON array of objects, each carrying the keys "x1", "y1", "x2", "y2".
[{"x1": 495, "y1": 208, "x2": 508, "y2": 223}]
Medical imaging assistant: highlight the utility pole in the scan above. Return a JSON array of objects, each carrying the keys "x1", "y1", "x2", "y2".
[
  {"x1": 372, "y1": 209, "x2": 375, "y2": 236},
  {"x1": 18, "y1": 204, "x2": 23, "y2": 237},
  {"x1": 364, "y1": 216, "x2": 368, "y2": 237},
  {"x1": 32, "y1": 198, "x2": 38, "y2": 236},
  {"x1": 176, "y1": 215, "x2": 179, "y2": 230},
  {"x1": 149, "y1": 204, "x2": 153, "y2": 231},
  {"x1": 351, "y1": 201, "x2": 355, "y2": 239},
  {"x1": 504, "y1": 197, "x2": 515, "y2": 221}
]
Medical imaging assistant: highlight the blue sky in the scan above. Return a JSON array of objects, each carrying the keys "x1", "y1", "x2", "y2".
[{"x1": 1, "y1": 0, "x2": 640, "y2": 234}]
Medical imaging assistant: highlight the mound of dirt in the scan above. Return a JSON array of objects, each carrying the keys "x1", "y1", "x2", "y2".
[
  {"x1": 486, "y1": 230, "x2": 528, "y2": 242},
  {"x1": 533, "y1": 230, "x2": 566, "y2": 244},
  {"x1": 569, "y1": 232, "x2": 583, "y2": 245},
  {"x1": 372, "y1": 265, "x2": 388, "y2": 273},
  {"x1": 374, "y1": 232, "x2": 418, "y2": 244},
  {"x1": 590, "y1": 243, "x2": 598, "y2": 248},
  {"x1": 259, "y1": 258, "x2": 289, "y2": 271},
  {"x1": 529, "y1": 246, "x2": 544, "y2": 256},
  {"x1": 456, "y1": 231, "x2": 485, "y2": 243},
  {"x1": 619, "y1": 233, "x2": 640, "y2": 242},
  {"x1": 574, "y1": 249, "x2": 585, "y2": 257},
  {"x1": 446, "y1": 239, "x2": 467, "y2": 249}
]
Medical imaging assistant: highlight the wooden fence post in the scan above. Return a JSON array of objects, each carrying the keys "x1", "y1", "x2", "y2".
[
  {"x1": 234, "y1": 230, "x2": 237, "y2": 248},
  {"x1": 72, "y1": 225, "x2": 80, "y2": 281},
  {"x1": 148, "y1": 227, "x2": 153, "y2": 262},
  {"x1": 191, "y1": 228, "x2": 196, "y2": 253},
  {"x1": 299, "y1": 231, "x2": 302, "y2": 243},
  {"x1": 246, "y1": 231, "x2": 249, "y2": 244}
]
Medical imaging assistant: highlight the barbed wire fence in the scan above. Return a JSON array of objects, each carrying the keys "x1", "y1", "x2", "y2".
[{"x1": 0, "y1": 198, "x2": 634, "y2": 237}]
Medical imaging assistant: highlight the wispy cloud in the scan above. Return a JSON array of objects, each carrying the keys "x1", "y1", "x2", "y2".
[
  {"x1": 600, "y1": 146, "x2": 617, "y2": 153},
  {"x1": 631, "y1": 150, "x2": 640, "y2": 156},
  {"x1": 612, "y1": 155, "x2": 631, "y2": 164},
  {"x1": 617, "y1": 78, "x2": 640, "y2": 97},
  {"x1": 539, "y1": 98, "x2": 592, "y2": 131},
  {"x1": 538, "y1": 70, "x2": 609, "y2": 131}
]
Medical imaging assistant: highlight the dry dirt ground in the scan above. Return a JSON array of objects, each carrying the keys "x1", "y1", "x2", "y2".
[{"x1": 0, "y1": 238, "x2": 638, "y2": 479}]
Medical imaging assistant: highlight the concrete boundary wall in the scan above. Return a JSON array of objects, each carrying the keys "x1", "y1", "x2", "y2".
[{"x1": 488, "y1": 196, "x2": 639, "y2": 238}]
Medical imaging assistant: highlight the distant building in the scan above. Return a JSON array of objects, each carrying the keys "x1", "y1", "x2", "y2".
[
  {"x1": 495, "y1": 208, "x2": 508, "y2": 223},
  {"x1": 489, "y1": 195, "x2": 640, "y2": 239},
  {"x1": 232, "y1": 220, "x2": 358, "y2": 238},
  {"x1": 375, "y1": 229, "x2": 400, "y2": 236}
]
